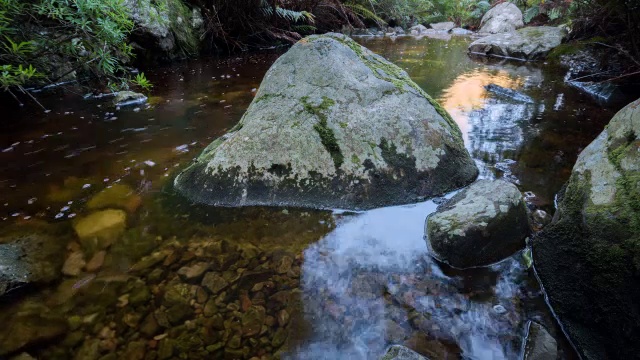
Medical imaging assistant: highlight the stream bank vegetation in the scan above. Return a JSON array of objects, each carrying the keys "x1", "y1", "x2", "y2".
[{"x1": 0, "y1": 0, "x2": 638, "y2": 107}]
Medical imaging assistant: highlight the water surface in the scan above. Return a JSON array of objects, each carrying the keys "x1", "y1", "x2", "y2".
[{"x1": 0, "y1": 35, "x2": 626, "y2": 359}]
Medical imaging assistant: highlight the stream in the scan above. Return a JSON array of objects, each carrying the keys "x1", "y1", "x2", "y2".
[{"x1": 0, "y1": 35, "x2": 629, "y2": 360}]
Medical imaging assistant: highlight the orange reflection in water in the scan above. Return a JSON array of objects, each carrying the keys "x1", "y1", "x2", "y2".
[{"x1": 439, "y1": 70, "x2": 523, "y2": 144}]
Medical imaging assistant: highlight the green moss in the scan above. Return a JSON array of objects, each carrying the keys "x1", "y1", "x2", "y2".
[
  {"x1": 547, "y1": 42, "x2": 586, "y2": 63},
  {"x1": 313, "y1": 34, "x2": 461, "y2": 138},
  {"x1": 351, "y1": 154, "x2": 360, "y2": 164},
  {"x1": 339, "y1": 122, "x2": 348, "y2": 129},
  {"x1": 300, "y1": 96, "x2": 344, "y2": 169},
  {"x1": 165, "y1": 0, "x2": 199, "y2": 56}
]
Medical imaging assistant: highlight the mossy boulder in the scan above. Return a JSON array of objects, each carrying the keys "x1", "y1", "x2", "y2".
[
  {"x1": 469, "y1": 26, "x2": 567, "y2": 60},
  {"x1": 426, "y1": 179, "x2": 529, "y2": 268},
  {"x1": 532, "y1": 98, "x2": 640, "y2": 359},
  {"x1": 174, "y1": 33, "x2": 477, "y2": 210}
]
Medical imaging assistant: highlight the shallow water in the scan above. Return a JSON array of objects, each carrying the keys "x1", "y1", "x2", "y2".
[{"x1": 0, "y1": 35, "x2": 630, "y2": 359}]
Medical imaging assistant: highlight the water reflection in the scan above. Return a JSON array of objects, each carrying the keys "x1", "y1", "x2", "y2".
[{"x1": 291, "y1": 199, "x2": 527, "y2": 360}]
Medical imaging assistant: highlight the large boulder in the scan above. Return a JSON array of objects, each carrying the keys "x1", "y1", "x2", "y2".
[
  {"x1": 469, "y1": 26, "x2": 567, "y2": 60},
  {"x1": 532, "y1": 98, "x2": 640, "y2": 359},
  {"x1": 426, "y1": 179, "x2": 529, "y2": 268},
  {"x1": 174, "y1": 33, "x2": 478, "y2": 210},
  {"x1": 479, "y1": 2, "x2": 524, "y2": 34}
]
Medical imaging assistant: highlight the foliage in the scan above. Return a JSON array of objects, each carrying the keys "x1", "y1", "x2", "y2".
[
  {"x1": 512, "y1": 0, "x2": 570, "y2": 24},
  {"x1": 132, "y1": 72, "x2": 152, "y2": 91},
  {"x1": 0, "y1": 0, "x2": 137, "y2": 96},
  {"x1": 344, "y1": 0, "x2": 490, "y2": 28}
]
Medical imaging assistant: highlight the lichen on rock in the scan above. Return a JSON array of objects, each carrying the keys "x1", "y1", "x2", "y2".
[{"x1": 174, "y1": 33, "x2": 477, "y2": 210}]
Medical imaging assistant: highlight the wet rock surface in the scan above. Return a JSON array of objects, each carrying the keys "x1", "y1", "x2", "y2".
[
  {"x1": 533, "y1": 98, "x2": 640, "y2": 359},
  {"x1": 479, "y1": 2, "x2": 524, "y2": 34},
  {"x1": 469, "y1": 27, "x2": 567, "y2": 60},
  {"x1": 382, "y1": 345, "x2": 430, "y2": 360},
  {"x1": 522, "y1": 321, "x2": 557, "y2": 360},
  {"x1": 174, "y1": 33, "x2": 477, "y2": 210},
  {"x1": 426, "y1": 179, "x2": 529, "y2": 268},
  {"x1": 0, "y1": 233, "x2": 66, "y2": 298}
]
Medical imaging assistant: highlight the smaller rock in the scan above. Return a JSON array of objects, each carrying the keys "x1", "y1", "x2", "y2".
[
  {"x1": 201, "y1": 272, "x2": 228, "y2": 294},
  {"x1": 430, "y1": 22, "x2": 455, "y2": 32},
  {"x1": 532, "y1": 209, "x2": 552, "y2": 228},
  {"x1": 381, "y1": 345, "x2": 429, "y2": 360},
  {"x1": 85, "y1": 250, "x2": 106, "y2": 272},
  {"x1": 409, "y1": 24, "x2": 428, "y2": 35},
  {"x1": 242, "y1": 306, "x2": 266, "y2": 337},
  {"x1": 87, "y1": 184, "x2": 142, "y2": 213},
  {"x1": 177, "y1": 262, "x2": 209, "y2": 282},
  {"x1": 451, "y1": 28, "x2": 473, "y2": 35},
  {"x1": 62, "y1": 252, "x2": 86, "y2": 276},
  {"x1": 469, "y1": 26, "x2": 567, "y2": 60},
  {"x1": 73, "y1": 209, "x2": 127, "y2": 252},
  {"x1": 113, "y1": 91, "x2": 147, "y2": 107},
  {"x1": 522, "y1": 321, "x2": 557, "y2": 360},
  {"x1": 277, "y1": 309, "x2": 290, "y2": 327},
  {"x1": 426, "y1": 179, "x2": 529, "y2": 268},
  {"x1": 275, "y1": 256, "x2": 293, "y2": 274}
]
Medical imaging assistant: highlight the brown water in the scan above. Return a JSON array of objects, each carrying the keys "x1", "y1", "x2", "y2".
[{"x1": 0, "y1": 35, "x2": 630, "y2": 360}]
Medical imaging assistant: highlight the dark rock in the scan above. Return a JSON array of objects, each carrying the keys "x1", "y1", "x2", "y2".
[
  {"x1": 426, "y1": 179, "x2": 529, "y2": 268},
  {"x1": 522, "y1": 321, "x2": 557, "y2": 360},
  {"x1": 0, "y1": 233, "x2": 66, "y2": 298},
  {"x1": 201, "y1": 272, "x2": 229, "y2": 294},
  {"x1": 533, "y1": 98, "x2": 640, "y2": 359},
  {"x1": 0, "y1": 312, "x2": 68, "y2": 356}
]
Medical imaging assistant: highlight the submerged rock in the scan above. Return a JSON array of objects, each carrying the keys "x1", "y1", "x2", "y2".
[
  {"x1": 469, "y1": 26, "x2": 567, "y2": 60},
  {"x1": 567, "y1": 80, "x2": 624, "y2": 105},
  {"x1": 522, "y1": 321, "x2": 557, "y2": 360},
  {"x1": 451, "y1": 28, "x2": 473, "y2": 35},
  {"x1": 485, "y1": 84, "x2": 534, "y2": 104},
  {"x1": 113, "y1": 91, "x2": 147, "y2": 107},
  {"x1": 479, "y1": 2, "x2": 524, "y2": 34},
  {"x1": 0, "y1": 233, "x2": 66, "y2": 297},
  {"x1": 533, "y1": 98, "x2": 640, "y2": 359},
  {"x1": 426, "y1": 179, "x2": 529, "y2": 268},
  {"x1": 73, "y1": 209, "x2": 127, "y2": 253},
  {"x1": 381, "y1": 345, "x2": 429, "y2": 360},
  {"x1": 174, "y1": 33, "x2": 477, "y2": 210},
  {"x1": 86, "y1": 184, "x2": 142, "y2": 213},
  {"x1": 0, "y1": 309, "x2": 68, "y2": 356}
]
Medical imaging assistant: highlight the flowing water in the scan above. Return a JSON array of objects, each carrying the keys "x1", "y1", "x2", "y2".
[{"x1": 0, "y1": 35, "x2": 633, "y2": 360}]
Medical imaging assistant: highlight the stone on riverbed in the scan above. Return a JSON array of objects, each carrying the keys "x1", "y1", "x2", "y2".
[
  {"x1": 381, "y1": 345, "x2": 430, "y2": 360},
  {"x1": 87, "y1": 184, "x2": 142, "y2": 213},
  {"x1": 469, "y1": 27, "x2": 567, "y2": 60},
  {"x1": 174, "y1": 33, "x2": 477, "y2": 210},
  {"x1": 73, "y1": 209, "x2": 127, "y2": 253},
  {"x1": 479, "y1": 2, "x2": 524, "y2": 34},
  {"x1": 532, "y1": 98, "x2": 640, "y2": 359},
  {"x1": 522, "y1": 321, "x2": 557, "y2": 360},
  {"x1": 430, "y1": 22, "x2": 455, "y2": 32},
  {"x1": 426, "y1": 179, "x2": 529, "y2": 268},
  {"x1": 0, "y1": 233, "x2": 66, "y2": 297}
]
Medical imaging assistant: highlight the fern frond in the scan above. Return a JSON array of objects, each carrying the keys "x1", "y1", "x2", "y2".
[{"x1": 343, "y1": 3, "x2": 386, "y2": 26}]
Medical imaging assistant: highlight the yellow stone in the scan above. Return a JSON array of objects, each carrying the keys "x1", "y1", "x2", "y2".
[
  {"x1": 86, "y1": 184, "x2": 142, "y2": 213},
  {"x1": 73, "y1": 209, "x2": 127, "y2": 252}
]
